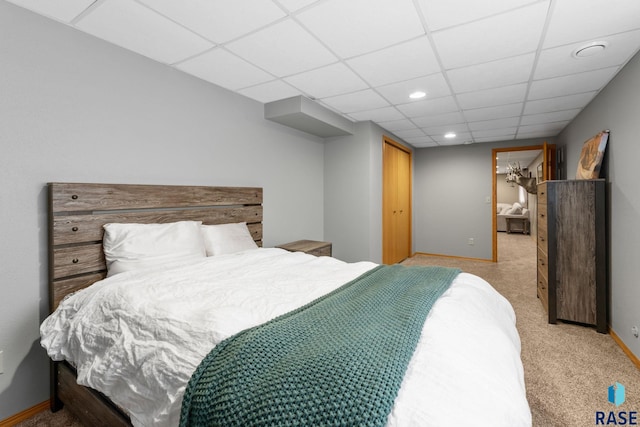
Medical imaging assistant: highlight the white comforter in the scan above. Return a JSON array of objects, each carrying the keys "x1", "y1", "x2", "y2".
[{"x1": 41, "y1": 248, "x2": 531, "y2": 427}]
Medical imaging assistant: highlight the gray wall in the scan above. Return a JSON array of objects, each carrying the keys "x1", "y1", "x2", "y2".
[
  {"x1": 3, "y1": 0, "x2": 640, "y2": 419},
  {"x1": 555, "y1": 51, "x2": 640, "y2": 359},
  {"x1": 413, "y1": 138, "x2": 548, "y2": 260},
  {"x1": 0, "y1": 2, "x2": 326, "y2": 418},
  {"x1": 324, "y1": 121, "x2": 410, "y2": 263}
]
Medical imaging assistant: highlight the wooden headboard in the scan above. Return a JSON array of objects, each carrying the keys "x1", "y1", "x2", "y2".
[{"x1": 48, "y1": 183, "x2": 263, "y2": 311}]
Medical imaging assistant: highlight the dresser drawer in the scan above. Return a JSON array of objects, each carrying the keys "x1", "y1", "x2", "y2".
[
  {"x1": 537, "y1": 270, "x2": 549, "y2": 312},
  {"x1": 537, "y1": 247, "x2": 548, "y2": 278},
  {"x1": 537, "y1": 182, "x2": 547, "y2": 206},
  {"x1": 537, "y1": 223, "x2": 548, "y2": 252}
]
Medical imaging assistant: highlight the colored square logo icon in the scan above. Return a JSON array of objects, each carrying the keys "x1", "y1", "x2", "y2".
[{"x1": 609, "y1": 382, "x2": 626, "y2": 407}]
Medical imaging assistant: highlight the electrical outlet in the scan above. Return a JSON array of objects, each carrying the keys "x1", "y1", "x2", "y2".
[
  {"x1": 468, "y1": 238, "x2": 474, "y2": 246},
  {"x1": 632, "y1": 326, "x2": 639, "y2": 338}
]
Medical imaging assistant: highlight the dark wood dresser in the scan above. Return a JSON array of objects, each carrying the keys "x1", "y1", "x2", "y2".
[{"x1": 536, "y1": 180, "x2": 607, "y2": 333}]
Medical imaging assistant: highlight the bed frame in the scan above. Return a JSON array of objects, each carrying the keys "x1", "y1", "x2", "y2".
[{"x1": 48, "y1": 182, "x2": 263, "y2": 426}]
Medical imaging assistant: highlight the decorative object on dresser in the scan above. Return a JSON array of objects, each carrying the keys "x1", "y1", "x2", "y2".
[
  {"x1": 276, "y1": 239, "x2": 332, "y2": 257},
  {"x1": 536, "y1": 180, "x2": 607, "y2": 333},
  {"x1": 576, "y1": 130, "x2": 609, "y2": 179}
]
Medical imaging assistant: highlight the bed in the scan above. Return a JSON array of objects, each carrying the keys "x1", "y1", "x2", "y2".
[{"x1": 41, "y1": 182, "x2": 531, "y2": 427}]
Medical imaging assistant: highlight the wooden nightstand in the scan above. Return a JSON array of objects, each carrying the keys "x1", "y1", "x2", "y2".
[{"x1": 276, "y1": 240, "x2": 332, "y2": 257}]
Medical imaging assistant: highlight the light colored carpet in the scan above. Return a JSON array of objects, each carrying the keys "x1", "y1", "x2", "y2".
[
  {"x1": 17, "y1": 233, "x2": 640, "y2": 426},
  {"x1": 403, "y1": 232, "x2": 640, "y2": 426}
]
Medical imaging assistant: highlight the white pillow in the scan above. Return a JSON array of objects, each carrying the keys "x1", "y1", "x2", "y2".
[
  {"x1": 510, "y1": 202, "x2": 523, "y2": 215},
  {"x1": 201, "y1": 222, "x2": 259, "y2": 256},
  {"x1": 103, "y1": 221, "x2": 206, "y2": 276}
]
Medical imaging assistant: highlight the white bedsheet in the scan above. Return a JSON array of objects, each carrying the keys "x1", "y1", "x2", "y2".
[{"x1": 41, "y1": 248, "x2": 531, "y2": 427}]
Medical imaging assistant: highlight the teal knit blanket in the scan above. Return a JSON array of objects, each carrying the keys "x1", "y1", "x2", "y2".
[{"x1": 180, "y1": 265, "x2": 460, "y2": 427}]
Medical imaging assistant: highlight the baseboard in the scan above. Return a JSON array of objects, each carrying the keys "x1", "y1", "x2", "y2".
[
  {"x1": 0, "y1": 401, "x2": 48, "y2": 427},
  {"x1": 411, "y1": 252, "x2": 494, "y2": 263},
  {"x1": 610, "y1": 328, "x2": 640, "y2": 370}
]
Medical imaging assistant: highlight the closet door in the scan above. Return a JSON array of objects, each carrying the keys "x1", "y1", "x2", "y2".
[{"x1": 383, "y1": 138, "x2": 412, "y2": 264}]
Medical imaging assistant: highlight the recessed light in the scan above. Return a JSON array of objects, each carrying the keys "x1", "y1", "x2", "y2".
[
  {"x1": 444, "y1": 132, "x2": 456, "y2": 139},
  {"x1": 409, "y1": 91, "x2": 426, "y2": 99},
  {"x1": 572, "y1": 41, "x2": 608, "y2": 58}
]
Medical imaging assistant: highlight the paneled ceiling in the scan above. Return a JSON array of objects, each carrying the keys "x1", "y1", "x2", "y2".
[{"x1": 8, "y1": 0, "x2": 640, "y2": 147}]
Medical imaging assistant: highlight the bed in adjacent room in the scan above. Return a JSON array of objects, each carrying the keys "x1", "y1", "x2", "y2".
[{"x1": 41, "y1": 182, "x2": 531, "y2": 427}]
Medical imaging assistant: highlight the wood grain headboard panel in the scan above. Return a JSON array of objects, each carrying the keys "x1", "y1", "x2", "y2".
[{"x1": 48, "y1": 182, "x2": 263, "y2": 311}]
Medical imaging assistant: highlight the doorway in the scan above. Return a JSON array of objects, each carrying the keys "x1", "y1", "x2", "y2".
[{"x1": 492, "y1": 143, "x2": 555, "y2": 262}]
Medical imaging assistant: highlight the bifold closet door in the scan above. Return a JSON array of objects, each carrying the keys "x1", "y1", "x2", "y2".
[{"x1": 383, "y1": 139, "x2": 411, "y2": 264}]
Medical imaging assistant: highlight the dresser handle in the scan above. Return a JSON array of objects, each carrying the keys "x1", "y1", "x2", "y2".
[
  {"x1": 539, "y1": 259, "x2": 545, "y2": 266},
  {"x1": 72, "y1": 226, "x2": 78, "y2": 232},
  {"x1": 72, "y1": 258, "x2": 79, "y2": 264}
]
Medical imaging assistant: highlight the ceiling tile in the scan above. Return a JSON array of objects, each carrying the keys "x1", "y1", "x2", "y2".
[
  {"x1": 320, "y1": 90, "x2": 390, "y2": 113},
  {"x1": 468, "y1": 117, "x2": 520, "y2": 131},
  {"x1": 393, "y1": 128, "x2": 427, "y2": 139},
  {"x1": 347, "y1": 37, "x2": 440, "y2": 87},
  {"x1": 238, "y1": 80, "x2": 302, "y2": 104},
  {"x1": 6, "y1": 0, "x2": 94, "y2": 22},
  {"x1": 474, "y1": 135, "x2": 517, "y2": 142},
  {"x1": 432, "y1": 2, "x2": 548, "y2": 69},
  {"x1": 376, "y1": 74, "x2": 450, "y2": 105},
  {"x1": 348, "y1": 106, "x2": 404, "y2": 122},
  {"x1": 396, "y1": 96, "x2": 458, "y2": 118},
  {"x1": 226, "y1": 19, "x2": 336, "y2": 76},
  {"x1": 76, "y1": 0, "x2": 214, "y2": 64},
  {"x1": 412, "y1": 112, "x2": 465, "y2": 128},
  {"x1": 277, "y1": 0, "x2": 320, "y2": 12},
  {"x1": 535, "y1": 30, "x2": 640, "y2": 80},
  {"x1": 447, "y1": 54, "x2": 535, "y2": 93},
  {"x1": 138, "y1": 0, "x2": 286, "y2": 44},
  {"x1": 296, "y1": 0, "x2": 424, "y2": 58},
  {"x1": 523, "y1": 92, "x2": 596, "y2": 115},
  {"x1": 420, "y1": 123, "x2": 469, "y2": 136},
  {"x1": 417, "y1": 0, "x2": 540, "y2": 32},
  {"x1": 528, "y1": 67, "x2": 619, "y2": 100},
  {"x1": 411, "y1": 141, "x2": 440, "y2": 148},
  {"x1": 403, "y1": 136, "x2": 437, "y2": 146},
  {"x1": 543, "y1": 0, "x2": 640, "y2": 48},
  {"x1": 456, "y1": 84, "x2": 528, "y2": 109},
  {"x1": 463, "y1": 103, "x2": 523, "y2": 122},
  {"x1": 13, "y1": 0, "x2": 640, "y2": 146},
  {"x1": 378, "y1": 119, "x2": 420, "y2": 132},
  {"x1": 176, "y1": 48, "x2": 274, "y2": 90},
  {"x1": 520, "y1": 109, "x2": 581, "y2": 126},
  {"x1": 472, "y1": 128, "x2": 517, "y2": 138},
  {"x1": 431, "y1": 132, "x2": 473, "y2": 144},
  {"x1": 517, "y1": 121, "x2": 569, "y2": 135},
  {"x1": 284, "y1": 63, "x2": 369, "y2": 98}
]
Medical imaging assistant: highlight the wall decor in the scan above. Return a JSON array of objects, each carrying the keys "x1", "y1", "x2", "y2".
[{"x1": 576, "y1": 130, "x2": 609, "y2": 179}]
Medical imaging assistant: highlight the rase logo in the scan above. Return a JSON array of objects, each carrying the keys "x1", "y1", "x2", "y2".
[
  {"x1": 596, "y1": 382, "x2": 637, "y2": 425},
  {"x1": 610, "y1": 382, "x2": 627, "y2": 407}
]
